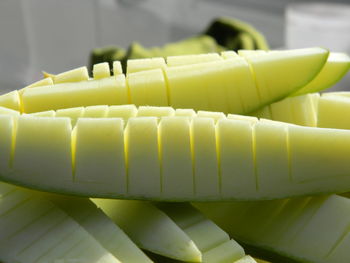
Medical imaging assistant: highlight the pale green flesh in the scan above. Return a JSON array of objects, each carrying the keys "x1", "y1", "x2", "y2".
[
  {"x1": 92, "y1": 199, "x2": 202, "y2": 262},
  {"x1": 194, "y1": 195, "x2": 350, "y2": 263},
  {"x1": 0, "y1": 183, "x2": 120, "y2": 263},
  {"x1": 2, "y1": 106, "x2": 350, "y2": 201}
]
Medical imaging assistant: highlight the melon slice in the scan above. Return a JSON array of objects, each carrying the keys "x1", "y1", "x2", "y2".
[
  {"x1": 56, "y1": 106, "x2": 85, "y2": 126},
  {"x1": 197, "y1": 110, "x2": 226, "y2": 123},
  {"x1": 317, "y1": 95, "x2": 350, "y2": 129},
  {"x1": 28, "y1": 110, "x2": 56, "y2": 117},
  {"x1": 165, "y1": 59, "x2": 244, "y2": 114},
  {"x1": 11, "y1": 116, "x2": 73, "y2": 190},
  {"x1": 83, "y1": 105, "x2": 109, "y2": 117},
  {"x1": 93, "y1": 62, "x2": 111, "y2": 79},
  {"x1": 240, "y1": 47, "x2": 328, "y2": 108},
  {"x1": 167, "y1": 53, "x2": 222, "y2": 67},
  {"x1": 137, "y1": 105, "x2": 175, "y2": 118},
  {"x1": 293, "y1": 52, "x2": 350, "y2": 96},
  {"x1": 159, "y1": 117, "x2": 193, "y2": 200},
  {"x1": 197, "y1": 195, "x2": 350, "y2": 263},
  {"x1": 127, "y1": 57, "x2": 166, "y2": 74},
  {"x1": 217, "y1": 118, "x2": 256, "y2": 199},
  {"x1": 125, "y1": 117, "x2": 160, "y2": 198},
  {"x1": 73, "y1": 118, "x2": 126, "y2": 195},
  {"x1": 53, "y1": 66, "x2": 89, "y2": 83},
  {"x1": 221, "y1": 51, "x2": 239, "y2": 59},
  {"x1": 0, "y1": 106, "x2": 20, "y2": 117},
  {"x1": 191, "y1": 117, "x2": 219, "y2": 199},
  {"x1": 46, "y1": 194, "x2": 152, "y2": 262},
  {"x1": 113, "y1": 61, "x2": 123, "y2": 75},
  {"x1": 108, "y1": 104, "x2": 137, "y2": 121},
  {"x1": 227, "y1": 114, "x2": 258, "y2": 122},
  {"x1": 22, "y1": 75, "x2": 128, "y2": 113},
  {"x1": 19, "y1": 77, "x2": 53, "y2": 96},
  {"x1": 175, "y1": 108, "x2": 197, "y2": 117},
  {"x1": 0, "y1": 90, "x2": 20, "y2": 111},
  {"x1": 157, "y1": 202, "x2": 246, "y2": 263},
  {"x1": 93, "y1": 199, "x2": 201, "y2": 262},
  {"x1": 127, "y1": 69, "x2": 168, "y2": 106},
  {"x1": 0, "y1": 184, "x2": 120, "y2": 263}
]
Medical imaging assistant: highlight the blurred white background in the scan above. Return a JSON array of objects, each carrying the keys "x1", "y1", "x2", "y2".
[{"x1": 0, "y1": 0, "x2": 349, "y2": 92}]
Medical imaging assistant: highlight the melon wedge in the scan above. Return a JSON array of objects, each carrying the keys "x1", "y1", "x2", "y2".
[
  {"x1": 0, "y1": 90, "x2": 20, "y2": 111},
  {"x1": 113, "y1": 61, "x2": 123, "y2": 75},
  {"x1": 53, "y1": 66, "x2": 89, "y2": 83},
  {"x1": 166, "y1": 53, "x2": 222, "y2": 67},
  {"x1": 93, "y1": 62, "x2": 111, "y2": 79},
  {"x1": 127, "y1": 57, "x2": 166, "y2": 74},
  {"x1": 0, "y1": 183, "x2": 120, "y2": 263},
  {"x1": 292, "y1": 52, "x2": 350, "y2": 96}
]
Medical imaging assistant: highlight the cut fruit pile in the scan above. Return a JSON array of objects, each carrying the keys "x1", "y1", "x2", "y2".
[{"x1": 0, "y1": 48, "x2": 350, "y2": 263}]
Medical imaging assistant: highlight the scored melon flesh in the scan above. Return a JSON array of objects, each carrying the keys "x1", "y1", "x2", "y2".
[
  {"x1": 0, "y1": 90, "x2": 20, "y2": 111},
  {"x1": 125, "y1": 117, "x2": 160, "y2": 198},
  {"x1": 18, "y1": 77, "x2": 53, "y2": 96},
  {"x1": 83, "y1": 105, "x2": 109, "y2": 118},
  {"x1": 241, "y1": 47, "x2": 329, "y2": 107},
  {"x1": 56, "y1": 106, "x2": 85, "y2": 126},
  {"x1": 175, "y1": 108, "x2": 196, "y2": 117},
  {"x1": 53, "y1": 66, "x2": 89, "y2": 83},
  {"x1": 197, "y1": 110, "x2": 225, "y2": 123},
  {"x1": 292, "y1": 52, "x2": 350, "y2": 96},
  {"x1": 113, "y1": 61, "x2": 123, "y2": 75},
  {"x1": 191, "y1": 117, "x2": 219, "y2": 199},
  {"x1": 0, "y1": 184, "x2": 120, "y2": 263},
  {"x1": 165, "y1": 60, "x2": 243, "y2": 114},
  {"x1": 137, "y1": 105, "x2": 175, "y2": 118},
  {"x1": 22, "y1": 75, "x2": 128, "y2": 113},
  {"x1": 93, "y1": 199, "x2": 202, "y2": 262},
  {"x1": 289, "y1": 125, "x2": 350, "y2": 188},
  {"x1": 166, "y1": 53, "x2": 223, "y2": 67},
  {"x1": 227, "y1": 114, "x2": 258, "y2": 123},
  {"x1": 159, "y1": 117, "x2": 193, "y2": 200},
  {"x1": 157, "y1": 203, "x2": 245, "y2": 263},
  {"x1": 11, "y1": 116, "x2": 73, "y2": 190},
  {"x1": 317, "y1": 96, "x2": 350, "y2": 129},
  {"x1": 93, "y1": 62, "x2": 111, "y2": 79},
  {"x1": 254, "y1": 120, "x2": 290, "y2": 197},
  {"x1": 28, "y1": 110, "x2": 56, "y2": 117},
  {"x1": 127, "y1": 69, "x2": 168, "y2": 106},
  {"x1": 108, "y1": 104, "x2": 137, "y2": 121},
  {"x1": 0, "y1": 106, "x2": 20, "y2": 117},
  {"x1": 0, "y1": 115, "x2": 15, "y2": 174},
  {"x1": 46, "y1": 194, "x2": 152, "y2": 263},
  {"x1": 216, "y1": 118, "x2": 256, "y2": 199},
  {"x1": 73, "y1": 118, "x2": 126, "y2": 195},
  {"x1": 127, "y1": 57, "x2": 166, "y2": 74}
]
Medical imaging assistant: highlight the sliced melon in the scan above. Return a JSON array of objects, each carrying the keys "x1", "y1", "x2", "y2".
[
  {"x1": 191, "y1": 117, "x2": 219, "y2": 199},
  {"x1": 0, "y1": 106, "x2": 20, "y2": 117},
  {"x1": 0, "y1": 90, "x2": 20, "y2": 111},
  {"x1": 240, "y1": 47, "x2": 328, "y2": 108},
  {"x1": 83, "y1": 105, "x2": 109, "y2": 117},
  {"x1": 317, "y1": 95, "x2": 350, "y2": 129},
  {"x1": 216, "y1": 118, "x2": 256, "y2": 199},
  {"x1": 0, "y1": 184, "x2": 120, "y2": 263},
  {"x1": 56, "y1": 106, "x2": 85, "y2": 126},
  {"x1": 197, "y1": 110, "x2": 225, "y2": 123},
  {"x1": 293, "y1": 52, "x2": 350, "y2": 96},
  {"x1": 53, "y1": 66, "x2": 89, "y2": 83},
  {"x1": 125, "y1": 117, "x2": 160, "y2": 198},
  {"x1": 93, "y1": 62, "x2": 111, "y2": 79},
  {"x1": 175, "y1": 108, "x2": 196, "y2": 117},
  {"x1": 46, "y1": 194, "x2": 152, "y2": 262},
  {"x1": 127, "y1": 69, "x2": 168, "y2": 106},
  {"x1": 28, "y1": 110, "x2": 56, "y2": 117},
  {"x1": 11, "y1": 116, "x2": 73, "y2": 190},
  {"x1": 166, "y1": 53, "x2": 222, "y2": 67},
  {"x1": 108, "y1": 104, "x2": 137, "y2": 121},
  {"x1": 127, "y1": 57, "x2": 166, "y2": 74},
  {"x1": 137, "y1": 105, "x2": 175, "y2": 118},
  {"x1": 73, "y1": 118, "x2": 126, "y2": 195},
  {"x1": 22, "y1": 75, "x2": 128, "y2": 113},
  {"x1": 159, "y1": 117, "x2": 193, "y2": 200},
  {"x1": 221, "y1": 51, "x2": 239, "y2": 59},
  {"x1": 19, "y1": 76, "x2": 53, "y2": 95},
  {"x1": 93, "y1": 199, "x2": 201, "y2": 262},
  {"x1": 113, "y1": 61, "x2": 123, "y2": 75}
]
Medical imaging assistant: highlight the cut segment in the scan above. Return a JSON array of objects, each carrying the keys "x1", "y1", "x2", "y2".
[
  {"x1": 293, "y1": 52, "x2": 350, "y2": 95},
  {"x1": 53, "y1": 66, "x2": 89, "y2": 83},
  {"x1": 113, "y1": 61, "x2": 123, "y2": 75},
  {"x1": 73, "y1": 118, "x2": 126, "y2": 195},
  {"x1": 127, "y1": 57, "x2": 166, "y2": 74},
  {"x1": 12, "y1": 116, "x2": 73, "y2": 189},
  {"x1": 108, "y1": 105, "x2": 137, "y2": 121},
  {"x1": 93, "y1": 62, "x2": 111, "y2": 79},
  {"x1": 127, "y1": 69, "x2": 168, "y2": 106},
  {"x1": 191, "y1": 117, "x2": 219, "y2": 199},
  {"x1": 28, "y1": 110, "x2": 56, "y2": 117},
  {"x1": 125, "y1": 117, "x2": 160, "y2": 198},
  {"x1": 167, "y1": 53, "x2": 222, "y2": 67},
  {"x1": 240, "y1": 47, "x2": 329, "y2": 108},
  {"x1": 137, "y1": 105, "x2": 175, "y2": 118},
  {"x1": 93, "y1": 199, "x2": 201, "y2": 262},
  {"x1": 22, "y1": 75, "x2": 128, "y2": 113},
  {"x1": 159, "y1": 117, "x2": 193, "y2": 199},
  {"x1": 0, "y1": 90, "x2": 20, "y2": 111},
  {"x1": 56, "y1": 106, "x2": 85, "y2": 126},
  {"x1": 83, "y1": 105, "x2": 109, "y2": 118},
  {"x1": 317, "y1": 95, "x2": 350, "y2": 129},
  {"x1": 197, "y1": 110, "x2": 225, "y2": 123}
]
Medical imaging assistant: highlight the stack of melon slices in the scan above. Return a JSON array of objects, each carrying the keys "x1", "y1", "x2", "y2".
[{"x1": 0, "y1": 47, "x2": 350, "y2": 263}]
